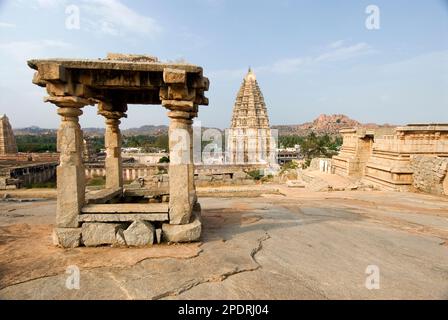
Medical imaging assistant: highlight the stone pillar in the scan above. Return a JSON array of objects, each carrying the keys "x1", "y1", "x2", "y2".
[
  {"x1": 99, "y1": 109, "x2": 125, "y2": 189},
  {"x1": 188, "y1": 111, "x2": 197, "y2": 206},
  {"x1": 166, "y1": 109, "x2": 194, "y2": 224},
  {"x1": 46, "y1": 96, "x2": 90, "y2": 228}
]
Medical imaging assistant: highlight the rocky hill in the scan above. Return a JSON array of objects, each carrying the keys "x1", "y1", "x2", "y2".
[
  {"x1": 14, "y1": 114, "x2": 394, "y2": 137},
  {"x1": 273, "y1": 114, "x2": 394, "y2": 136}
]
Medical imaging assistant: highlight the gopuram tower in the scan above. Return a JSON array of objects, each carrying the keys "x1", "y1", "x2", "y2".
[
  {"x1": 226, "y1": 69, "x2": 275, "y2": 164},
  {"x1": 0, "y1": 114, "x2": 17, "y2": 155}
]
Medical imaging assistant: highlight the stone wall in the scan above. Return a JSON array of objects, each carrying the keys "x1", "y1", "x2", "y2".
[
  {"x1": 0, "y1": 162, "x2": 57, "y2": 189},
  {"x1": 332, "y1": 124, "x2": 448, "y2": 194},
  {"x1": 331, "y1": 128, "x2": 376, "y2": 177},
  {"x1": 410, "y1": 156, "x2": 448, "y2": 196},
  {"x1": 362, "y1": 124, "x2": 448, "y2": 191},
  {"x1": 0, "y1": 152, "x2": 60, "y2": 162},
  {"x1": 85, "y1": 163, "x2": 267, "y2": 186}
]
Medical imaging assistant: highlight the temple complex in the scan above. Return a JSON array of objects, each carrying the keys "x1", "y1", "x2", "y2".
[
  {"x1": 28, "y1": 53, "x2": 209, "y2": 248},
  {"x1": 226, "y1": 69, "x2": 275, "y2": 164},
  {"x1": 332, "y1": 124, "x2": 448, "y2": 195},
  {"x1": 0, "y1": 115, "x2": 17, "y2": 155}
]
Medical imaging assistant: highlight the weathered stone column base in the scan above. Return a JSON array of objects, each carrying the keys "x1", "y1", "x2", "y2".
[
  {"x1": 162, "y1": 205, "x2": 202, "y2": 243},
  {"x1": 52, "y1": 227, "x2": 82, "y2": 248},
  {"x1": 53, "y1": 205, "x2": 201, "y2": 248}
]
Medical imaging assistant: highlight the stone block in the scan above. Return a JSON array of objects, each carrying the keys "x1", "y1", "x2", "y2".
[
  {"x1": 81, "y1": 222, "x2": 122, "y2": 247},
  {"x1": 163, "y1": 68, "x2": 186, "y2": 84},
  {"x1": 155, "y1": 228, "x2": 162, "y2": 244},
  {"x1": 233, "y1": 171, "x2": 247, "y2": 179},
  {"x1": 286, "y1": 180, "x2": 306, "y2": 188},
  {"x1": 123, "y1": 220, "x2": 155, "y2": 246},
  {"x1": 197, "y1": 174, "x2": 212, "y2": 181},
  {"x1": 52, "y1": 227, "x2": 82, "y2": 248},
  {"x1": 162, "y1": 211, "x2": 202, "y2": 243},
  {"x1": 115, "y1": 228, "x2": 126, "y2": 246}
]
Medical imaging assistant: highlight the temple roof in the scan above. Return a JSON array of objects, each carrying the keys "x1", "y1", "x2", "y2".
[
  {"x1": 230, "y1": 69, "x2": 270, "y2": 129},
  {"x1": 27, "y1": 53, "x2": 209, "y2": 110}
]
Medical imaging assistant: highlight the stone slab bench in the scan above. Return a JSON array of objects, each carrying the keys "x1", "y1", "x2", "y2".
[
  {"x1": 79, "y1": 203, "x2": 169, "y2": 222},
  {"x1": 123, "y1": 186, "x2": 169, "y2": 197},
  {"x1": 86, "y1": 187, "x2": 122, "y2": 204}
]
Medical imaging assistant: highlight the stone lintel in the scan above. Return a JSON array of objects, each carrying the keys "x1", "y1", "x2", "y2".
[
  {"x1": 38, "y1": 63, "x2": 67, "y2": 82},
  {"x1": 163, "y1": 68, "x2": 187, "y2": 84}
]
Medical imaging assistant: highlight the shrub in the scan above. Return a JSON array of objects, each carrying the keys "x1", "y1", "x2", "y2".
[
  {"x1": 86, "y1": 176, "x2": 106, "y2": 186},
  {"x1": 247, "y1": 170, "x2": 263, "y2": 180}
]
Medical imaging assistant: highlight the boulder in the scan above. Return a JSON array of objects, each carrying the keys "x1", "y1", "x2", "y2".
[
  {"x1": 52, "y1": 227, "x2": 82, "y2": 248},
  {"x1": 115, "y1": 228, "x2": 127, "y2": 246},
  {"x1": 81, "y1": 223, "x2": 122, "y2": 247},
  {"x1": 123, "y1": 220, "x2": 155, "y2": 246}
]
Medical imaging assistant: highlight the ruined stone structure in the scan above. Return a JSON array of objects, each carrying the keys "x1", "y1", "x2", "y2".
[
  {"x1": 332, "y1": 124, "x2": 448, "y2": 195},
  {"x1": 85, "y1": 162, "x2": 265, "y2": 191},
  {"x1": 0, "y1": 115, "x2": 17, "y2": 155},
  {"x1": 227, "y1": 69, "x2": 275, "y2": 164},
  {"x1": 0, "y1": 162, "x2": 57, "y2": 189},
  {"x1": 331, "y1": 128, "x2": 377, "y2": 178},
  {"x1": 0, "y1": 115, "x2": 58, "y2": 189},
  {"x1": 28, "y1": 53, "x2": 209, "y2": 248},
  {"x1": 363, "y1": 124, "x2": 448, "y2": 192}
]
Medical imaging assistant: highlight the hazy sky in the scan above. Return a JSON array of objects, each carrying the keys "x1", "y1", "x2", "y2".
[{"x1": 0, "y1": 0, "x2": 447, "y2": 129}]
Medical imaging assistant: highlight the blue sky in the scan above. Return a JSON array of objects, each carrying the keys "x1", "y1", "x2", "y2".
[{"x1": 0, "y1": 0, "x2": 447, "y2": 129}]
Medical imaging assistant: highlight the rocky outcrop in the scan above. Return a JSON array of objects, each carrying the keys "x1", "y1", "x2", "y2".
[{"x1": 273, "y1": 114, "x2": 394, "y2": 136}]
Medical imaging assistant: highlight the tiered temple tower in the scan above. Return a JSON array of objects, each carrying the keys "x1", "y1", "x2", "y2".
[
  {"x1": 0, "y1": 114, "x2": 17, "y2": 155},
  {"x1": 227, "y1": 69, "x2": 275, "y2": 164}
]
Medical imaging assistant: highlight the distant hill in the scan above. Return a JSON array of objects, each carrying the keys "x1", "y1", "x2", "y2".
[
  {"x1": 272, "y1": 114, "x2": 395, "y2": 136},
  {"x1": 122, "y1": 125, "x2": 168, "y2": 136},
  {"x1": 14, "y1": 114, "x2": 395, "y2": 137},
  {"x1": 13, "y1": 126, "x2": 56, "y2": 136}
]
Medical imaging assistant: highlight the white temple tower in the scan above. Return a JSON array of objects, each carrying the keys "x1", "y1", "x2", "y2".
[{"x1": 226, "y1": 69, "x2": 275, "y2": 164}]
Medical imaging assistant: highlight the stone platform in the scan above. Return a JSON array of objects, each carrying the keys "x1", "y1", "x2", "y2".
[{"x1": 1, "y1": 185, "x2": 447, "y2": 299}]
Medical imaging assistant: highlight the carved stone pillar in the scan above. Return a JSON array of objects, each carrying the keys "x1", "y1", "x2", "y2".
[
  {"x1": 46, "y1": 96, "x2": 90, "y2": 228},
  {"x1": 98, "y1": 108, "x2": 126, "y2": 189},
  {"x1": 166, "y1": 109, "x2": 194, "y2": 224},
  {"x1": 161, "y1": 67, "x2": 200, "y2": 225}
]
